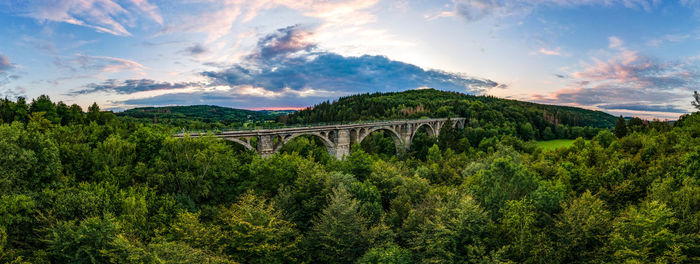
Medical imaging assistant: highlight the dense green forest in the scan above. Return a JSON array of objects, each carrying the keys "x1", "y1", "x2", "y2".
[
  {"x1": 1, "y1": 93, "x2": 699, "y2": 263},
  {"x1": 281, "y1": 89, "x2": 618, "y2": 140}
]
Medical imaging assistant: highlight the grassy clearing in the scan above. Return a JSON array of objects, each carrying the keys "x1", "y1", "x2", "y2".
[{"x1": 535, "y1": 139, "x2": 581, "y2": 150}]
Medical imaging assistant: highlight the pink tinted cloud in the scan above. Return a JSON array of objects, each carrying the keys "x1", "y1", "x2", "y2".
[{"x1": 531, "y1": 48, "x2": 698, "y2": 118}]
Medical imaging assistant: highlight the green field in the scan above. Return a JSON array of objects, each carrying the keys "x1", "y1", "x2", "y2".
[{"x1": 535, "y1": 139, "x2": 581, "y2": 150}]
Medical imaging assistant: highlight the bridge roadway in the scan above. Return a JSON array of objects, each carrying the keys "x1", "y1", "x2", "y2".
[{"x1": 175, "y1": 117, "x2": 466, "y2": 159}]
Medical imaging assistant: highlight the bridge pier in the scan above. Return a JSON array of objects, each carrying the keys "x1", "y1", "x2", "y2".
[
  {"x1": 257, "y1": 135, "x2": 275, "y2": 158},
  {"x1": 331, "y1": 129, "x2": 351, "y2": 160}
]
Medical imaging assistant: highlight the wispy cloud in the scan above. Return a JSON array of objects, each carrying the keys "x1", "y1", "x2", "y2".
[
  {"x1": 0, "y1": 54, "x2": 18, "y2": 89},
  {"x1": 538, "y1": 47, "x2": 562, "y2": 56},
  {"x1": 163, "y1": 0, "x2": 379, "y2": 43},
  {"x1": 8, "y1": 0, "x2": 162, "y2": 36},
  {"x1": 70, "y1": 79, "x2": 197, "y2": 95},
  {"x1": 608, "y1": 36, "x2": 623, "y2": 49},
  {"x1": 0, "y1": 54, "x2": 13, "y2": 73},
  {"x1": 647, "y1": 33, "x2": 692, "y2": 46},
  {"x1": 427, "y1": 0, "x2": 688, "y2": 23},
  {"x1": 55, "y1": 54, "x2": 145, "y2": 73}
]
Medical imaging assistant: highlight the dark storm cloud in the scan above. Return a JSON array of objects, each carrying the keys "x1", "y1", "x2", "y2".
[{"x1": 70, "y1": 79, "x2": 196, "y2": 95}]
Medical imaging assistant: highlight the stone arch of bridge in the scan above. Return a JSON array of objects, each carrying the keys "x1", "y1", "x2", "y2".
[
  {"x1": 454, "y1": 119, "x2": 465, "y2": 129},
  {"x1": 412, "y1": 123, "x2": 436, "y2": 141},
  {"x1": 357, "y1": 126, "x2": 404, "y2": 151},
  {"x1": 224, "y1": 137, "x2": 255, "y2": 151},
  {"x1": 272, "y1": 132, "x2": 335, "y2": 154}
]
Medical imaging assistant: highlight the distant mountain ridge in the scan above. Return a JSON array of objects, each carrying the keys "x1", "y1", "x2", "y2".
[{"x1": 117, "y1": 105, "x2": 295, "y2": 124}]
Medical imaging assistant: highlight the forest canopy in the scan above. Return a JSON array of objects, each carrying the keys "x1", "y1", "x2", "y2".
[{"x1": 1, "y1": 91, "x2": 698, "y2": 264}]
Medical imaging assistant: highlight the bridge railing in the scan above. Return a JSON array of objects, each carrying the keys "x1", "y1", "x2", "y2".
[{"x1": 177, "y1": 117, "x2": 463, "y2": 135}]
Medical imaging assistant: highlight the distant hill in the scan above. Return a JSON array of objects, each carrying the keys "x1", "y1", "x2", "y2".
[
  {"x1": 117, "y1": 105, "x2": 295, "y2": 124},
  {"x1": 279, "y1": 89, "x2": 617, "y2": 140}
]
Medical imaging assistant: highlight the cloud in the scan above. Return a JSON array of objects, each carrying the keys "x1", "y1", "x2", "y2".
[
  {"x1": 597, "y1": 103, "x2": 688, "y2": 113},
  {"x1": 454, "y1": 0, "x2": 501, "y2": 22},
  {"x1": 251, "y1": 25, "x2": 316, "y2": 61},
  {"x1": 8, "y1": 0, "x2": 162, "y2": 36},
  {"x1": 532, "y1": 48, "x2": 699, "y2": 117},
  {"x1": 183, "y1": 43, "x2": 208, "y2": 56},
  {"x1": 162, "y1": 0, "x2": 380, "y2": 43},
  {"x1": 200, "y1": 25, "x2": 502, "y2": 95},
  {"x1": 0, "y1": 86, "x2": 26, "y2": 99},
  {"x1": 0, "y1": 54, "x2": 17, "y2": 88},
  {"x1": 0, "y1": 54, "x2": 13, "y2": 73},
  {"x1": 538, "y1": 47, "x2": 561, "y2": 56},
  {"x1": 129, "y1": 0, "x2": 163, "y2": 24},
  {"x1": 70, "y1": 79, "x2": 196, "y2": 95},
  {"x1": 608, "y1": 36, "x2": 623, "y2": 49},
  {"x1": 115, "y1": 86, "x2": 346, "y2": 109},
  {"x1": 55, "y1": 54, "x2": 145, "y2": 73},
  {"x1": 431, "y1": 0, "x2": 680, "y2": 23},
  {"x1": 111, "y1": 25, "x2": 503, "y2": 109},
  {"x1": 647, "y1": 33, "x2": 692, "y2": 46}
]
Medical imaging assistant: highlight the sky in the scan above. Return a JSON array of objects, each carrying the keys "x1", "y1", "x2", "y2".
[{"x1": 0, "y1": 0, "x2": 699, "y2": 119}]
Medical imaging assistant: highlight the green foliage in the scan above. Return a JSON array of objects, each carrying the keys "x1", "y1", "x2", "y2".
[
  {"x1": 0, "y1": 122, "x2": 61, "y2": 193},
  {"x1": 215, "y1": 193, "x2": 299, "y2": 263},
  {"x1": 306, "y1": 185, "x2": 371, "y2": 264},
  {"x1": 609, "y1": 201, "x2": 685, "y2": 263},
  {"x1": 45, "y1": 215, "x2": 122, "y2": 264},
  {"x1": 118, "y1": 105, "x2": 290, "y2": 125},
  {"x1": 1, "y1": 95, "x2": 699, "y2": 263},
  {"x1": 594, "y1": 129, "x2": 615, "y2": 148},
  {"x1": 404, "y1": 189, "x2": 490, "y2": 263},
  {"x1": 615, "y1": 116, "x2": 628, "y2": 138},
  {"x1": 555, "y1": 191, "x2": 611, "y2": 263},
  {"x1": 356, "y1": 245, "x2": 414, "y2": 264},
  {"x1": 464, "y1": 155, "x2": 540, "y2": 218},
  {"x1": 283, "y1": 89, "x2": 616, "y2": 129}
]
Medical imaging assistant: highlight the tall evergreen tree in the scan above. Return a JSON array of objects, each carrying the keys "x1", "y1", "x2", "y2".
[
  {"x1": 29, "y1": 94, "x2": 59, "y2": 123},
  {"x1": 614, "y1": 116, "x2": 627, "y2": 138},
  {"x1": 306, "y1": 185, "x2": 369, "y2": 264},
  {"x1": 693, "y1": 91, "x2": 700, "y2": 110},
  {"x1": 87, "y1": 102, "x2": 101, "y2": 123}
]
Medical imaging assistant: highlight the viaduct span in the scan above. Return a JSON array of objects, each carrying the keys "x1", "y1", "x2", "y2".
[{"x1": 175, "y1": 118, "x2": 466, "y2": 159}]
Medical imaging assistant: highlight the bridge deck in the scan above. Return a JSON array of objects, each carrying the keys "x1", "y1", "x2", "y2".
[{"x1": 174, "y1": 118, "x2": 465, "y2": 137}]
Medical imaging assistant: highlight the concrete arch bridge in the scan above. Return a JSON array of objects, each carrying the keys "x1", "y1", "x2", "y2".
[{"x1": 175, "y1": 118, "x2": 466, "y2": 159}]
